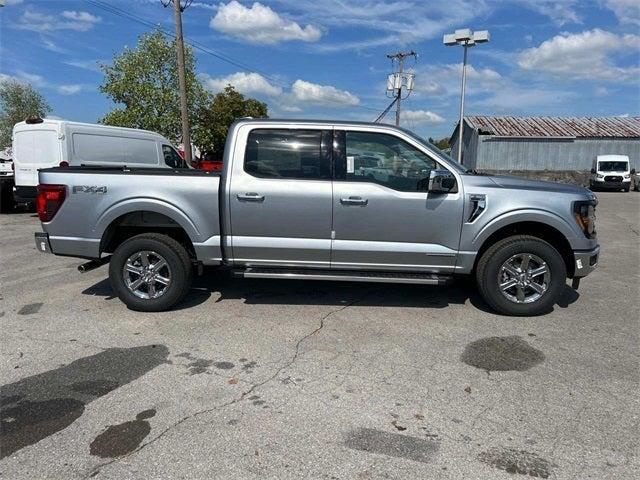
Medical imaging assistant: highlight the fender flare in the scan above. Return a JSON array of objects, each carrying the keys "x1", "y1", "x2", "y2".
[
  {"x1": 470, "y1": 208, "x2": 579, "y2": 250},
  {"x1": 95, "y1": 197, "x2": 201, "y2": 243}
]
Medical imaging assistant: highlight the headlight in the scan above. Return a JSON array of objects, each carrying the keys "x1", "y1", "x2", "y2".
[
  {"x1": 624, "y1": 174, "x2": 630, "y2": 179},
  {"x1": 573, "y1": 199, "x2": 597, "y2": 238},
  {"x1": 596, "y1": 174, "x2": 604, "y2": 178}
]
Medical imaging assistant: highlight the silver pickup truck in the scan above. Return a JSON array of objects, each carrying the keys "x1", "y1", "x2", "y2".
[{"x1": 34, "y1": 119, "x2": 599, "y2": 316}]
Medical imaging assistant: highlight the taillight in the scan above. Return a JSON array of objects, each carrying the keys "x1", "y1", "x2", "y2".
[
  {"x1": 59, "y1": 161, "x2": 69, "y2": 167},
  {"x1": 36, "y1": 184, "x2": 66, "y2": 222}
]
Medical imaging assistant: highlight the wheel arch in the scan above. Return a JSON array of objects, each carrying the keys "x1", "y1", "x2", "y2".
[
  {"x1": 100, "y1": 210, "x2": 196, "y2": 258},
  {"x1": 473, "y1": 221, "x2": 575, "y2": 278}
]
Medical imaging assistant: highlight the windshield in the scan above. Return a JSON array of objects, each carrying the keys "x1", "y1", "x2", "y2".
[
  {"x1": 400, "y1": 128, "x2": 467, "y2": 173},
  {"x1": 598, "y1": 161, "x2": 628, "y2": 172}
]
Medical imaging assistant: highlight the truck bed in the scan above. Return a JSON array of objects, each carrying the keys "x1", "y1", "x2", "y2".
[{"x1": 38, "y1": 167, "x2": 222, "y2": 263}]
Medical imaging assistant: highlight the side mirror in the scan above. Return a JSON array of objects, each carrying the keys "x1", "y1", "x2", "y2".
[
  {"x1": 631, "y1": 169, "x2": 636, "y2": 175},
  {"x1": 428, "y1": 169, "x2": 456, "y2": 193},
  {"x1": 590, "y1": 168, "x2": 596, "y2": 174}
]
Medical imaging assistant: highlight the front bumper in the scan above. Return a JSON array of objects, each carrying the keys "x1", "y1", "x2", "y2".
[
  {"x1": 573, "y1": 245, "x2": 599, "y2": 278},
  {"x1": 35, "y1": 232, "x2": 52, "y2": 254}
]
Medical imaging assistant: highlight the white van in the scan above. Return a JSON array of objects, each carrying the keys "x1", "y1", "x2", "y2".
[
  {"x1": 12, "y1": 118, "x2": 185, "y2": 203},
  {"x1": 589, "y1": 155, "x2": 634, "y2": 192}
]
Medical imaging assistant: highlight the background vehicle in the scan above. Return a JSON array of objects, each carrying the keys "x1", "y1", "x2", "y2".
[
  {"x1": 0, "y1": 147, "x2": 14, "y2": 212},
  {"x1": 12, "y1": 118, "x2": 185, "y2": 203},
  {"x1": 194, "y1": 151, "x2": 224, "y2": 172},
  {"x1": 589, "y1": 155, "x2": 633, "y2": 192},
  {"x1": 34, "y1": 119, "x2": 599, "y2": 316}
]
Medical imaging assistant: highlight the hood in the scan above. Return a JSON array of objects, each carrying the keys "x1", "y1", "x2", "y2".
[{"x1": 486, "y1": 174, "x2": 590, "y2": 195}]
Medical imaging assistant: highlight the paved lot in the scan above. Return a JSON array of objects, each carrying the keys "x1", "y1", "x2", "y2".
[{"x1": 1, "y1": 192, "x2": 638, "y2": 479}]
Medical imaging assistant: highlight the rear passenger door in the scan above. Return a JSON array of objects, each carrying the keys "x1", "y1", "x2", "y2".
[{"x1": 228, "y1": 127, "x2": 334, "y2": 267}]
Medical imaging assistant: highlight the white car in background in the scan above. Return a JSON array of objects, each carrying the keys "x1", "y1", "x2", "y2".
[{"x1": 12, "y1": 118, "x2": 185, "y2": 204}]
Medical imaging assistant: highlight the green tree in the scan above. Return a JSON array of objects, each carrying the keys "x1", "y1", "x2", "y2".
[
  {"x1": 99, "y1": 29, "x2": 209, "y2": 145},
  {"x1": 429, "y1": 137, "x2": 450, "y2": 151},
  {"x1": 197, "y1": 85, "x2": 268, "y2": 154},
  {"x1": 0, "y1": 80, "x2": 51, "y2": 148}
]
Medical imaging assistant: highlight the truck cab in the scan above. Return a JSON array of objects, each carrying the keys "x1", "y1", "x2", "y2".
[{"x1": 590, "y1": 155, "x2": 633, "y2": 192}]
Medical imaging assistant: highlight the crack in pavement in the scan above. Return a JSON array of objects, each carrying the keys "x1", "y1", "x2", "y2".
[{"x1": 83, "y1": 291, "x2": 374, "y2": 479}]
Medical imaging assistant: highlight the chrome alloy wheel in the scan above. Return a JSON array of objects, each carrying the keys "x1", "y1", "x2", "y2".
[
  {"x1": 498, "y1": 253, "x2": 550, "y2": 304},
  {"x1": 123, "y1": 250, "x2": 171, "y2": 299}
]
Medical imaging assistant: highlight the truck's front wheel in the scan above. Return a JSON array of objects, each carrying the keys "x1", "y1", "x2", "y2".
[
  {"x1": 476, "y1": 235, "x2": 567, "y2": 316},
  {"x1": 109, "y1": 233, "x2": 192, "y2": 311}
]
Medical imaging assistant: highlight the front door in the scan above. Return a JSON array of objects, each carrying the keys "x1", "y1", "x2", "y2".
[
  {"x1": 228, "y1": 127, "x2": 333, "y2": 268},
  {"x1": 331, "y1": 129, "x2": 464, "y2": 272}
]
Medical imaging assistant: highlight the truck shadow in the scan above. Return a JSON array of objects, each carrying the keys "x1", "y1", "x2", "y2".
[{"x1": 82, "y1": 268, "x2": 579, "y2": 316}]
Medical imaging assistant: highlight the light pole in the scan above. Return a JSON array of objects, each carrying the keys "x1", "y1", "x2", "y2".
[{"x1": 443, "y1": 29, "x2": 489, "y2": 164}]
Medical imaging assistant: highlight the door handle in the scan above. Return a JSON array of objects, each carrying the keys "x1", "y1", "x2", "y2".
[
  {"x1": 340, "y1": 196, "x2": 368, "y2": 206},
  {"x1": 237, "y1": 192, "x2": 265, "y2": 202}
]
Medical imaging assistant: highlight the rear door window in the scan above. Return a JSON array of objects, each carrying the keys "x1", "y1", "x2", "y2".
[
  {"x1": 14, "y1": 130, "x2": 59, "y2": 165},
  {"x1": 244, "y1": 129, "x2": 331, "y2": 180}
]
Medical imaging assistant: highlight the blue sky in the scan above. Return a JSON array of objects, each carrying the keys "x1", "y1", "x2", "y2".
[{"x1": 1, "y1": 0, "x2": 639, "y2": 139}]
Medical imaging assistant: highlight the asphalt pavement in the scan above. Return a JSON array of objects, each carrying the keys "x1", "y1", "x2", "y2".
[{"x1": 1, "y1": 191, "x2": 638, "y2": 479}]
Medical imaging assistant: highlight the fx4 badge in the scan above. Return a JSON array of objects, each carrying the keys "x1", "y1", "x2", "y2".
[{"x1": 72, "y1": 185, "x2": 108, "y2": 194}]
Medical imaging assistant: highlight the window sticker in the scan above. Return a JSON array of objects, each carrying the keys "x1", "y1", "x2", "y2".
[{"x1": 347, "y1": 155, "x2": 355, "y2": 174}]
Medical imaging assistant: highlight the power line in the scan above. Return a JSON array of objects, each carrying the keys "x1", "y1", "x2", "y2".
[{"x1": 85, "y1": 0, "x2": 386, "y2": 113}]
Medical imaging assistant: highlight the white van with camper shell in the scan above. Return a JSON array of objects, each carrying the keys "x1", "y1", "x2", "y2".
[
  {"x1": 589, "y1": 155, "x2": 634, "y2": 192},
  {"x1": 12, "y1": 118, "x2": 185, "y2": 203}
]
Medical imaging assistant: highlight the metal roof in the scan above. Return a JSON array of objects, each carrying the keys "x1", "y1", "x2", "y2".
[{"x1": 464, "y1": 116, "x2": 640, "y2": 138}]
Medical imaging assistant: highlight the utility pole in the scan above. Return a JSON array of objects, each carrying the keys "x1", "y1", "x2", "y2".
[
  {"x1": 385, "y1": 51, "x2": 416, "y2": 126},
  {"x1": 163, "y1": 0, "x2": 192, "y2": 164}
]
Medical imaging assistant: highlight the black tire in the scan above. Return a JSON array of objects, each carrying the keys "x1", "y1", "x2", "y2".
[
  {"x1": 475, "y1": 235, "x2": 567, "y2": 316},
  {"x1": 624, "y1": 186, "x2": 630, "y2": 192},
  {"x1": 109, "y1": 233, "x2": 192, "y2": 312}
]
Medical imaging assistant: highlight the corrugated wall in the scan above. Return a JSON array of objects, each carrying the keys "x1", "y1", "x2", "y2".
[{"x1": 475, "y1": 137, "x2": 640, "y2": 171}]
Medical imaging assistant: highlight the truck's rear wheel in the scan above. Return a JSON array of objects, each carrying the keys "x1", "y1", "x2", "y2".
[
  {"x1": 109, "y1": 233, "x2": 192, "y2": 311},
  {"x1": 476, "y1": 235, "x2": 566, "y2": 316}
]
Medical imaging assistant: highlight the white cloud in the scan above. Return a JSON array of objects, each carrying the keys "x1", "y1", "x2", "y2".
[
  {"x1": 518, "y1": 0, "x2": 581, "y2": 26},
  {"x1": 289, "y1": 0, "x2": 490, "y2": 52},
  {"x1": 63, "y1": 59, "x2": 104, "y2": 73},
  {"x1": 604, "y1": 0, "x2": 640, "y2": 26},
  {"x1": 290, "y1": 79, "x2": 359, "y2": 107},
  {"x1": 15, "y1": 71, "x2": 46, "y2": 87},
  {"x1": 4, "y1": 0, "x2": 25, "y2": 5},
  {"x1": 211, "y1": 1, "x2": 321, "y2": 44},
  {"x1": 278, "y1": 104, "x2": 302, "y2": 113},
  {"x1": 42, "y1": 38, "x2": 69, "y2": 54},
  {"x1": 0, "y1": 71, "x2": 45, "y2": 88},
  {"x1": 57, "y1": 84, "x2": 83, "y2": 95},
  {"x1": 202, "y1": 72, "x2": 282, "y2": 96},
  {"x1": 518, "y1": 29, "x2": 640, "y2": 82},
  {"x1": 401, "y1": 110, "x2": 445, "y2": 125},
  {"x1": 413, "y1": 63, "x2": 503, "y2": 97},
  {"x1": 17, "y1": 9, "x2": 101, "y2": 33},
  {"x1": 473, "y1": 87, "x2": 576, "y2": 111}
]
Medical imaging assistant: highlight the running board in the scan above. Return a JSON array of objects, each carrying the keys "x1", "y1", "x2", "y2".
[{"x1": 233, "y1": 267, "x2": 452, "y2": 285}]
